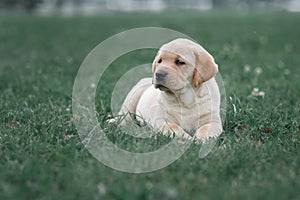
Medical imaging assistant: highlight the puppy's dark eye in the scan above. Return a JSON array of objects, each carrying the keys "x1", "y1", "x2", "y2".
[
  {"x1": 175, "y1": 59, "x2": 185, "y2": 66},
  {"x1": 158, "y1": 58, "x2": 162, "y2": 63}
]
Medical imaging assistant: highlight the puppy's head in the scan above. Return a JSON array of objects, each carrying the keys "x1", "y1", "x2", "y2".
[{"x1": 152, "y1": 38, "x2": 218, "y2": 92}]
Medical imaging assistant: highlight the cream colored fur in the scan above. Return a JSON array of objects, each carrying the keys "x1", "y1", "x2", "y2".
[{"x1": 112, "y1": 38, "x2": 223, "y2": 141}]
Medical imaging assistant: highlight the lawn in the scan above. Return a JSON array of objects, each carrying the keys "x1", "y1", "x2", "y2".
[{"x1": 0, "y1": 12, "x2": 299, "y2": 200}]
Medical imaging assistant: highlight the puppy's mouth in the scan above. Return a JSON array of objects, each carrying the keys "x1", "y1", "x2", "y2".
[{"x1": 154, "y1": 84, "x2": 171, "y2": 92}]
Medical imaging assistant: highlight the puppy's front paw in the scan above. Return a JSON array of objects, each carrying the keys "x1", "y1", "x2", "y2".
[
  {"x1": 161, "y1": 123, "x2": 192, "y2": 140},
  {"x1": 195, "y1": 123, "x2": 222, "y2": 141},
  {"x1": 195, "y1": 124, "x2": 211, "y2": 140}
]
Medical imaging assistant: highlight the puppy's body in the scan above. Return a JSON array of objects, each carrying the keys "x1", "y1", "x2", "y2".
[{"x1": 115, "y1": 38, "x2": 223, "y2": 140}]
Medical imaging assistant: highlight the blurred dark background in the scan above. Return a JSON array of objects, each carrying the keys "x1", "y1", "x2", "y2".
[{"x1": 0, "y1": 0, "x2": 299, "y2": 15}]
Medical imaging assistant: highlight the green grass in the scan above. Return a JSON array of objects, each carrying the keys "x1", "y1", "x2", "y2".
[{"x1": 0, "y1": 12, "x2": 300, "y2": 200}]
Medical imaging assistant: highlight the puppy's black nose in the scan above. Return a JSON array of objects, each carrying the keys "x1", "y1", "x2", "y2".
[{"x1": 155, "y1": 70, "x2": 167, "y2": 81}]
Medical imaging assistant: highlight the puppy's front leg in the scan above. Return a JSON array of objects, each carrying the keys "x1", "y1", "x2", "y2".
[
  {"x1": 161, "y1": 123, "x2": 192, "y2": 140},
  {"x1": 195, "y1": 122, "x2": 223, "y2": 141}
]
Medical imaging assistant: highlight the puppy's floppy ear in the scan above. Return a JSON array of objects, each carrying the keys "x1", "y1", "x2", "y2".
[{"x1": 193, "y1": 46, "x2": 218, "y2": 88}]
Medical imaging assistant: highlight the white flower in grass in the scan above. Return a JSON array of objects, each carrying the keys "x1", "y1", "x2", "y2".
[
  {"x1": 146, "y1": 182, "x2": 154, "y2": 190},
  {"x1": 165, "y1": 187, "x2": 178, "y2": 198},
  {"x1": 258, "y1": 91, "x2": 265, "y2": 98},
  {"x1": 244, "y1": 64, "x2": 251, "y2": 72},
  {"x1": 251, "y1": 88, "x2": 259, "y2": 96},
  {"x1": 284, "y1": 69, "x2": 290, "y2": 75},
  {"x1": 251, "y1": 88, "x2": 265, "y2": 98},
  {"x1": 255, "y1": 67, "x2": 262, "y2": 75},
  {"x1": 97, "y1": 182, "x2": 107, "y2": 195},
  {"x1": 90, "y1": 83, "x2": 96, "y2": 88}
]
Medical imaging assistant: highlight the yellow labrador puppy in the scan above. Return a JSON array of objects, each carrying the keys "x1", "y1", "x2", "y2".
[{"x1": 113, "y1": 38, "x2": 222, "y2": 141}]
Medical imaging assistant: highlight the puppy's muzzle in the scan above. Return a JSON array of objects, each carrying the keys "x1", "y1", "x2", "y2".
[
  {"x1": 155, "y1": 70, "x2": 167, "y2": 82},
  {"x1": 154, "y1": 70, "x2": 170, "y2": 91}
]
